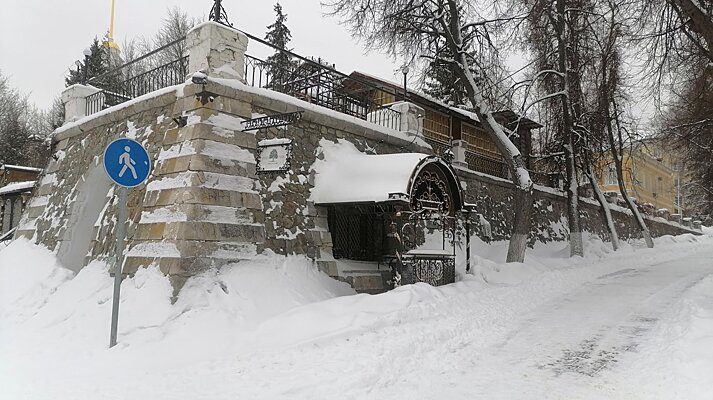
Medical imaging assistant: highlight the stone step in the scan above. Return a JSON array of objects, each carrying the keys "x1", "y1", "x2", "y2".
[{"x1": 349, "y1": 271, "x2": 393, "y2": 294}]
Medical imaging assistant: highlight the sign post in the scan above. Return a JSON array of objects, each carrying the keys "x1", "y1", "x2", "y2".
[{"x1": 103, "y1": 138, "x2": 152, "y2": 348}]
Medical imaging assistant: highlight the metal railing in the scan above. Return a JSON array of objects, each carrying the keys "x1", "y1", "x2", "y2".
[
  {"x1": 531, "y1": 171, "x2": 562, "y2": 188},
  {"x1": 424, "y1": 137, "x2": 510, "y2": 179},
  {"x1": 85, "y1": 37, "x2": 188, "y2": 115},
  {"x1": 239, "y1": 30, "x2": 402, "y2": 130},
  {"x1": 424, "y1": 138, "x2": 452, "y2": 158},
  {"x1": 367, "y1": 104, "x2": 401, "y2": 131},
  {"x1": 464, "y1": 150, "x2": 509, "y2": 179}
]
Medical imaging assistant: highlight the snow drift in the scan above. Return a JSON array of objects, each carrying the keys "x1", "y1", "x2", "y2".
[{"x1": 1, "y1": 231, "x2": 712, "y2": 399}]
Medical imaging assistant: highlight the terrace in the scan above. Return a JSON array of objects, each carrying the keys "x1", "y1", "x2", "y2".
[{"x1": 76, "y1": 22, "x2": 547, "y2": 184}]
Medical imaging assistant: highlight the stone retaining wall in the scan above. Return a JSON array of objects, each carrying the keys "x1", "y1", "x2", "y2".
[
  {"x1": 19, "y1": 78, "x2": 698, "y2": 295},
  {"x1": 456, "y1": 167, "x2": 698, "y2": 244}
]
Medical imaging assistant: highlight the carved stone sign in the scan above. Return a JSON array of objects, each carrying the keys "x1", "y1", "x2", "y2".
[
  {"x1": 242, "y1": 111, "x2": 303, "y2": 131},
  {"x1": 256, "y1": 138, "x2": 293, "y2": 173}
]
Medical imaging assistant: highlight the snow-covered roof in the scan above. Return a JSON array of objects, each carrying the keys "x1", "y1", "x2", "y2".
[
  {"x1": 310, "y1": 139, "x2": 430, "y2": 204},
  {"x1": 0, "y1": 181, "x2": 36, "y2": 196},
  {"x1": 0, "y1": 165, "x2": 43, "y2": 173}
]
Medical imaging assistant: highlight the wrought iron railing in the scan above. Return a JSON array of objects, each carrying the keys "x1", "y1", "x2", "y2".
[
  {"x1": 531, "y1": 171, "x2": 562, "y2": 188},
  {"x1": 464, "y1": 150, "x2": 509, "y2": 179},
  {"x1": 85, "y1": 37, "x2": 188, "y2": 115},
  {"x1": 240, "y1": 30, "x2": 402, "y2": 130},
  {"x1": 424, "y1": 138, "x2": 451, "y2": 157},
  {"x1": 424, "y1": 137, "x2": 510, "y2": 179}
]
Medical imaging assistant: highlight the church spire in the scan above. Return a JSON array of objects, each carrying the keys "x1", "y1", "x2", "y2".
[{"x1": 105, "y1": 0, "x2": 120, "y2": 50}]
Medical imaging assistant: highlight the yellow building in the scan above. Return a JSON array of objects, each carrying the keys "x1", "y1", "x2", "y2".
[{"x1": 598, "y1": 144, "x2": 677, "y2": 212}]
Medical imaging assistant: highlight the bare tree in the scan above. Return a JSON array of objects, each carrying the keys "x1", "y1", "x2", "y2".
[
  {"x1": 324, "y1": 0, "x2": 535, "y2": 262},
  {"x1": 511, "y1": 0, "x2": 589, "y2": 256},
  {"x1": 0, "y1": 71, "x2": 52, "y2": 168},
  {"x1": 658, "y1": 54, "x2": 713, "y2": 221}
]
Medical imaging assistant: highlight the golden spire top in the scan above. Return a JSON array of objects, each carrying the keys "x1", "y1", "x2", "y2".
[{"x1": 105, "y1": 0, "x2": 120, "y2": 50}]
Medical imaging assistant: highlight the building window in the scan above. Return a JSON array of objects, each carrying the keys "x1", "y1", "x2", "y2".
[
  {"x1": 372, "y1": 90, "x2": 395, "y2": 107},
  {"x1": 461, "y1": 123, "x2": 502, "y2": 159},
  {"x1": 328, "y1": 206, "x2": 386, "y2": 262},
  {"x1": 423, "y1": 108, "x2": 451, "y2": 143}
]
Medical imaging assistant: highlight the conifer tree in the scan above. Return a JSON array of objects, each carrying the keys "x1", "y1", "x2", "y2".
[
  {"x1": 423, "y1": 48, "x2": 468, "y2": 106},
  {"x1": 65, "y1": 38, "x2": 110, "y2": 86},
  {"x1": 265, "y1": 2, "x2": 294, "y2": 91}
]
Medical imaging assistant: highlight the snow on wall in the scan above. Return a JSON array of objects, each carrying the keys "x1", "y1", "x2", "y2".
[{"x1": 54, "y1": 162, "x2": 113, "y2": 272}]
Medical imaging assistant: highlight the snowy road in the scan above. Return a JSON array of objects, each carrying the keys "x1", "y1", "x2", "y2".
[
  {"x1": 219, "y1": 241, "x2": 713, "y2": 400},
  {"x1": 2, "y1": 234, "x2": 712, "y2": 399},
  {"x1": 450, "y1": 253, "x2": 713, "y2": 399}
]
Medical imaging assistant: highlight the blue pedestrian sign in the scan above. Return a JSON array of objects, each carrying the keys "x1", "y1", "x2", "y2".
[{"x1": 103, "y1": 138, "x2": 152, "y2": 187}]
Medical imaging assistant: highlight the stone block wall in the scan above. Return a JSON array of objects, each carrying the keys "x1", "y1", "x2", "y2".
[{"x1": 456, "y1": 167, "x2": 699, "y2": 245}]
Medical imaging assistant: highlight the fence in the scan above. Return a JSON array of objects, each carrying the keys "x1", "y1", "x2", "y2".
[
  {"x1": 241, "y1": 34, "x2": 402, "y2": 130},
  {"x1": 85, "y1": 37, "x2": 189, "y2": 115}
]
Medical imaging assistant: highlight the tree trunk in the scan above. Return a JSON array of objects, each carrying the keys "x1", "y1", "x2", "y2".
[
  {"x1": 555, "y1": 0, "x2": 584, "y2": 257},
  {"x1": 606, "y1": 102, "x2": 654, "y2": 248},
  {"x1": 585, "y1": 163, "x2": 620, "y2": 250},
  {"x1": 443, "y1": 0, "x2": 534, "y2": 263},
  {"x1": 668, "y1": 0, "x2": 713, "y2": 63}
]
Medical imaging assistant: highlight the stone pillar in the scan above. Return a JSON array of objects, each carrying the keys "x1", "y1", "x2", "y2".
[
  {"x1": 451, "y1": 140, "x2": 468, "y2": 168},
  {"x1": 123, "y1": 83, "x2": 265, "y2": 294},
  {"x1": 388, "y1": 101, "x2": 425, "y2": 138},
  {"x1": 61, "y1": 84, "x2": 100, "y2": 123},
  {"x1": 185, "y1": 21, "x2": 249, "y2": 81}
]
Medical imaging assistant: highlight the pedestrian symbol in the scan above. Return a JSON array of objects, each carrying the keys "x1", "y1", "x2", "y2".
[{"x1": 103, "y1": 138, "x2": 152, "y2": 187}]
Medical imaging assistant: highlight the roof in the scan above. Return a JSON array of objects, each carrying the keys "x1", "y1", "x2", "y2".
[
  {"x1": 0, "y1": 180, "x2": 36, "y2": 196},
  {"x1": 0, "y1": 164, "x2": 43, "y2": 173},
  {"x1": 348, "y1": 71, "x2": 542, "y2": 130},
  {"x1": 492, "y1": 110, "x2": 543, "y2": 130},
  {"x1": 310, "y1": 139, "x2": 430, "y2": 204}
]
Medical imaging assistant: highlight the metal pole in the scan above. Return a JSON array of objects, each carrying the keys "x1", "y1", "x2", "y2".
[
  {"x1": 109, "y1": 187, "x2": 127, "y2": 348},
  {"x1": 83, "y1": 54, "x2": 90, "y2": 85},
  {"x1": 465, "y1": 214, "x2": 471, "y2": 272},
  {"x1": 677, "y1": 171, "x2": 682, "y2": 218}
]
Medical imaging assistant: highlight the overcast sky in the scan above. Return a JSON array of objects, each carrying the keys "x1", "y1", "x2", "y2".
[
  {"x1": 0, "y1": 0, "x2": 406, "y2": 110},
  {"x1": 0, "y1": 0, "x2": 654, "y2": 125}
]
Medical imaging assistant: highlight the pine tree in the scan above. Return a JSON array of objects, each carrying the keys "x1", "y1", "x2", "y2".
[
  {"x1": 265, "y1": 3, "x2": 294, "y2": 92},
  {"x1": 65, "y1": 38, "x2": 110, "y2": 86},
  {"x1": 423, "y1": 48, "x2": 468, "y2": 106}
]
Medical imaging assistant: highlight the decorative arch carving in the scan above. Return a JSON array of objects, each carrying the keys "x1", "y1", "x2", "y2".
[{"x1": 408, "y1": 159, "x2": 463, "y2": 216}]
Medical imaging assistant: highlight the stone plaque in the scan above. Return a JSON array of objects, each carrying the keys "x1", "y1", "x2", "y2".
[{"x1": 256, "y1": 138, "x2": 293, "y2": 173}]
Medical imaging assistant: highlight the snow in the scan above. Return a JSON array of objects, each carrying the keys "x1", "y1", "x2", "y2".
[
  {"x1": 310, "y1": 138, "x2": 429, "y2": 204},
  {"x1": 258, "y1": 138, "x2": 292, "y2": 146},
  {"x1": 0, "y1": 238, "x2": 73, "y2": 322},
  {"x1": 139, "y1": 207, "x2": 188, "y2": 223},
  {"x1": 0, "y1": 180, "x2": 35, "y2": 195},
  {"x1": 146, "y1": 172, "x2": 256, "y2": 193},
  {"x1": 157, "y1": 140, "x2": 255, "y2": 166},
  {"x1": 608, "y1": 273, "x2": 713, "y2": 399},
  {"x1": 201, "y1": 141, "x2": 255, "y2": 164},
  {"x1": 206, "y1": 113, "x2": 249, "y2": 137},
  {"x1": 2, "y1": 231, "x2": 713, "y2": 399},
  {"x1": 126, "y1": 242, "x2": 181, "y2": 258},
  {"x1": 53, "y1": 85, "x2": 183, "y2": 136}
]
